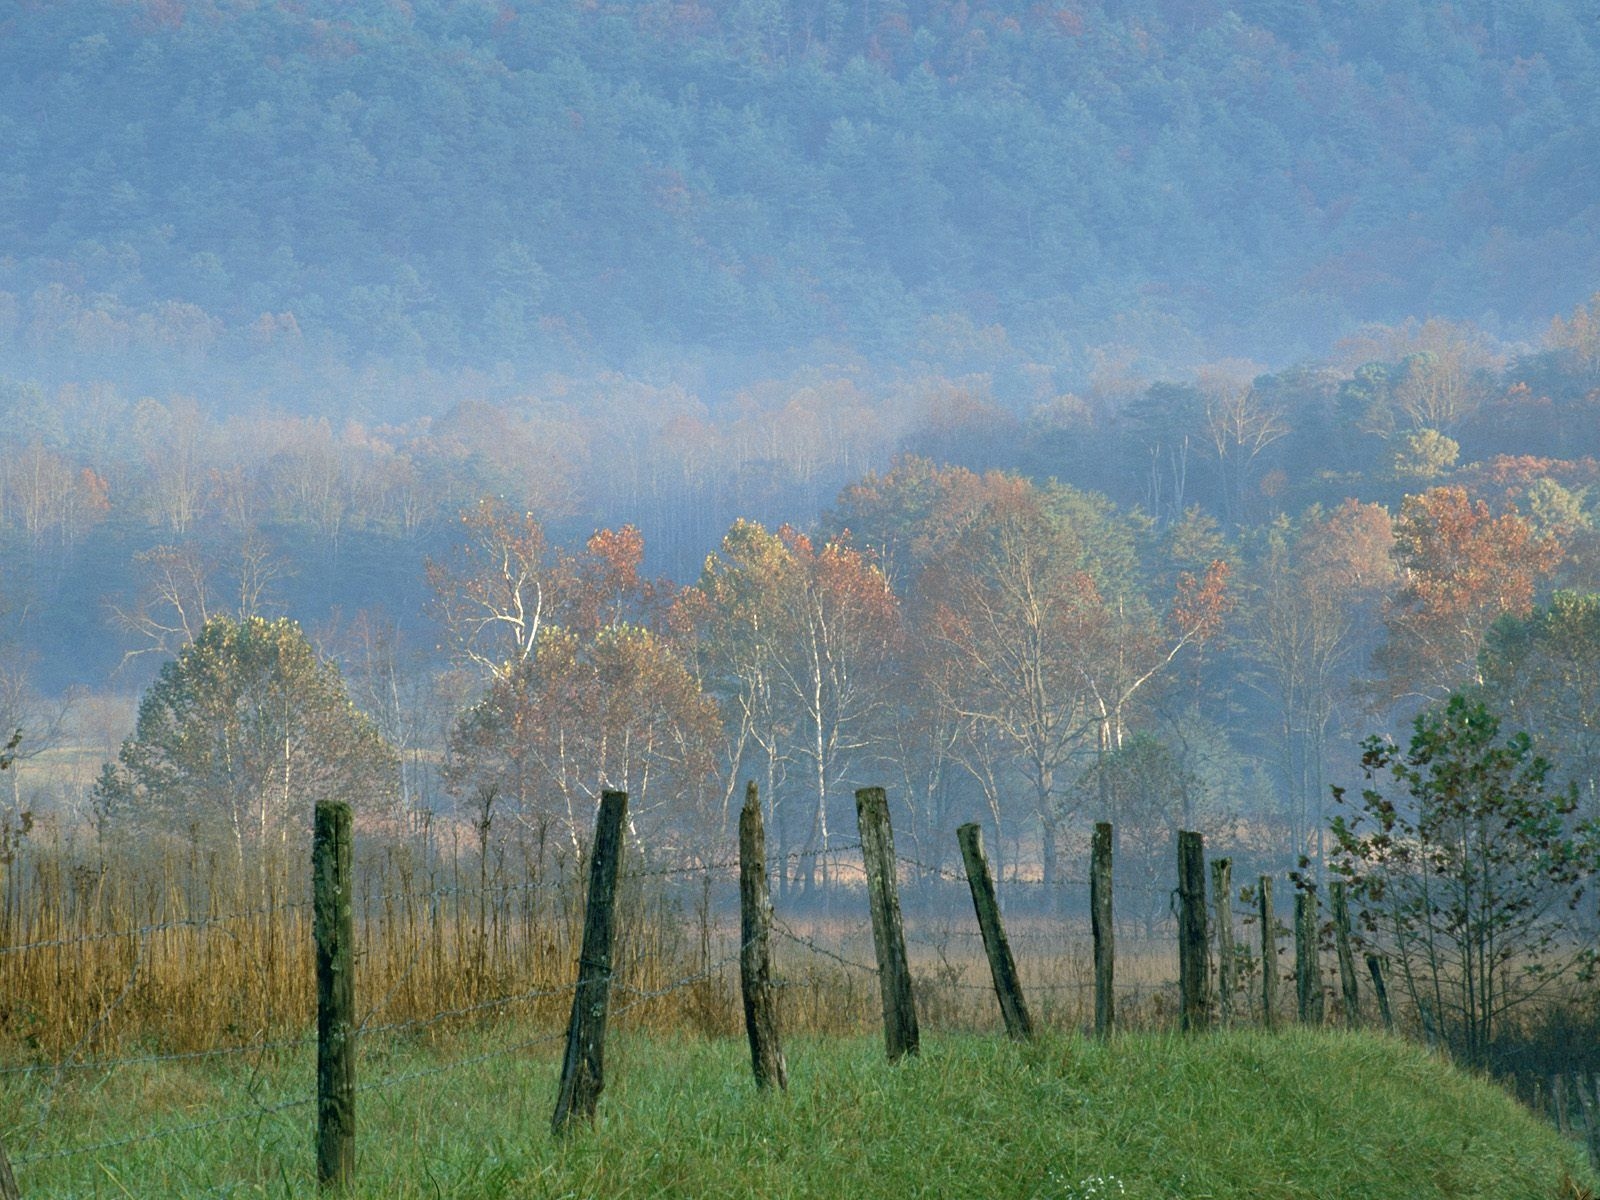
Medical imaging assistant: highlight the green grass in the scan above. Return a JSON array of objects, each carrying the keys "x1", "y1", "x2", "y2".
[{"x1": 5, "y1": 1027, "x2": 1593, "y2": 1198}]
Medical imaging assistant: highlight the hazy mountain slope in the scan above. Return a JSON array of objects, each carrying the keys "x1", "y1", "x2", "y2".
[{"x1": 1, "y1": 0, "x2": 1596, "y2": 385}]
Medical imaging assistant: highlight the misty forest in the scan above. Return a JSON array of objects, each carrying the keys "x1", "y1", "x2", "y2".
[{"x1": 3, "y1": 1, "x2": 1600, "y2": 1195}]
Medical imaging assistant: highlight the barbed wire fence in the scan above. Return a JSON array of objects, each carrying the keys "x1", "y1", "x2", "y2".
[{"x1": 0, "y1": 792, "x2": 1360, "y2": 1194}]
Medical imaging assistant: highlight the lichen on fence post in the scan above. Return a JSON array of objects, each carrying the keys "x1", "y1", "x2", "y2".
[
  {"x1": 1177, "y1": 831, "x2": 1210, "y2": 1033},
  {"x1": 552, "y1": 790, "x2": 628, "y2": 1134},
  {"x1": 958, "y1": 822, "x2": 1033, "y2": 1041},
  {"x1": 315, "y1": 800, "x2": 356, "y2": 1191},
  {"x1": 739, "y1": 782, "x2": 786, "y2": 1089},
  {"x1": 1210, "y1": 857, "x2": 1234, "y2": 1028},
  {"x1": 1092, "y1": 822, "x2": 1115, "y2": 1038},
  {"x1": 1258, "y1": 875, "x2": 1278, "y2": 1031},
  {"x1": 856, "y1": 787, "x2": 918, "y2": 1061},
  {"x1": 1330, "y1": 881, "x2": 1360, "y2": 1028},
  {"x1": 1295, "y1": 885, "x2": 1323, "y2": 1026}
]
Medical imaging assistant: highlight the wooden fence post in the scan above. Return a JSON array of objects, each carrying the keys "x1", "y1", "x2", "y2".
[
  {"x1": 0, "y1": 1140, "x2": 18, "y2": 1200},
  {"x1": 1177, "y1": 831, "x2": 1209, "y2": 1033},
  {"x1": 1210, "y1": 857, "x2": 1234, "y2": 1028},
  {"x1": 314, "y1": 800, "x2": 356, "y2": 1191},
  {"x1": 1365, "y1": 953, "x2": 1394, "y2": 1031},
  {"x1": 739, "y1": 782, "x2": 786, "y2": 1089},
  {"x1": 957, "y1": 823, "x2": 1034, "y2": 1041},
  {"x1": 1330, "y1": 881, "x2": 1360, "y2": 1028},
  {"x1": 552, "y1": 790, "x2": 628, "y2": 1134},
  {"x1": 1591, "y1": 1073, "x2": 1600, "y2": 1170},
  {"x1": 1258, "y1": 875, "x2": 1277, "y2": 1031},
  {"x1": 1573, "y1": 1074, "x2": 1600, "y2": 1173},
  {"x1": 1554, "y1": 1074, "x2": 1571, "y2": 1137},
  {"x1": 856, "y1": 787, "x2": 918, "y2": 1061},
  {"x1": 1294, "y1": 886, "x2": 1323, "y2": 1025},
  {"x1": 1091, "y1": 822, "x2": 1115, "y2": 1038}
]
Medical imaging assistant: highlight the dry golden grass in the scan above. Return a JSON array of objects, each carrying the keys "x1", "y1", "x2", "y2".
[
  {"x1": 0, "y1": 829, "x2": 1355, "y2": 1068},
  {"x1": 0, "y1": 832, "x2": 729, "y2": 1063}
]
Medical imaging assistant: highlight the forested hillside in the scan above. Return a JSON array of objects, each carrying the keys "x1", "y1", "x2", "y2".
[{"x1": 2, "y1": 0, "x2": 1597, "y2": 398}]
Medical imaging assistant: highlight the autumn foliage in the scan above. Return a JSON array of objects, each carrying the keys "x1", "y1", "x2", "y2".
[{"x1": 1375, "y1": 487, "x2": 1562, "y2": 705}]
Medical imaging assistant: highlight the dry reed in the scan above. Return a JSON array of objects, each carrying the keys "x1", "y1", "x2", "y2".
[{"x1": 0, "y1": 825, "x2": 1316, "y2": 1070}]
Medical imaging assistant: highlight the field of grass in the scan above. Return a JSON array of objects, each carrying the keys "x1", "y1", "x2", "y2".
[{"x1": 5, "y1": 1026, "x2": 1592, "y2": 1198}]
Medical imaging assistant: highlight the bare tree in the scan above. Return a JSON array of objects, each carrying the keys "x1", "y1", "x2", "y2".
[
  {"x1": 0, "y1": 662, "x2": 74, "y2": 808},
  {"x1": 425, "y1": 498, "x2": 569, "y2": 683},
  {"x1": 112, "y1": 532, "x2": 290, "y2": 668},
  {"x1": 1199, "y1": 377, "x2": 1286, "y2": 531},
  {"x1": 113, "y1": 543, "x2": 216, "y2": 663}
]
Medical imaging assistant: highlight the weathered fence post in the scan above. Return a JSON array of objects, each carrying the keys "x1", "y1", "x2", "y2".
[
  {"x1": 957, "y1": 823, "x2": 1034, "y2": 1041},
  {"x1": 1177, "y1": 831, "x2": 1210, "y2": 1033},
  {"x1": 856, "y1": 787, "x2": 918, "y2": 1060},
  {"x1": 1210, "y1": 857, "x2": 1234, "y2": 1028},
  {"x1": 739, "y1": 782, "x2": 787, "y2": 1089},
  {"x1": 314, "y1": 800, "x2": 355, "y2": 1191},
  {"x1": 552, "y1": 790, "x2": 628, "y2": 1134},
  {"x1": 1573, "y1": 1074, "x2": 1600, "y2": 1172},
  {"x1": 1258, "y1": 875, "x2": 1278, "y2": 1031},
  {"x1": 1365, "y1": 953, "x2": 1394, "y2": 1031},
  {"x1": 1554, "y1": 1074, "x2": 1572, "y2": 1137},
  {"x1": 1294, "y1": 885, "x2": 1323, "y2": 1025},
  {"x1": 1591, "y1": 1073, "x2": 1600, "y2": 1171},
  {"x1": 1330, "y1": 881, "x2": 1359, "y2": 1028},
  {"x1": 0, "y1": 1140, "x2": 18, "y2": 1200},
  {"x1": 1091, "y1": 822, "x2": 1115, "y2": 1037}
]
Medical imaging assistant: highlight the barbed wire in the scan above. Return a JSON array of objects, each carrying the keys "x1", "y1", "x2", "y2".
[
  {"x1": 914, "y1": 974, "x2": 1162, "y2": 997},
  {"x1": 360, "y1": 980, "x2": 580, "y2": 1041},
  {"x1": 894, "y1": 854, "x2": 968, "y2": 883},
  {"x1": 355, "y1": 1024, "x2": 574, "y2": 1098},
  {"x1": 0, "y1": 903, "x2": 312, "y2": 957},
  {"x1": 11, "y1": 926, "x2": 153, "y2": 1163},
  {"x1": 0, "y1": 843, "x2": 871, "y2": 958},
  {"x1": 0, "y1": 823, "x2": 1317, "y2": 1185},
  {"x1": 0, "y1": 942, "x2": 713, "y2": 1098},
  {"x1": 771, "y1": 920, "x2": 880, "y2": 975},
  {"x1": 358, "y1": 941, "x2": 752, "y2": 1097},
  {"x1": 358, "y1": 934, "x2": 721, "y2": 1042},
  {"x1": 0, "y1": 837, "x2": 1196, "y2": 963},
  {"x1": 890, "y1": 857, "x2": 1189, "y2": 903},
  {"x1": 0, "y1": 974, "x2": 581, "y2": 1085},
  {"x1": 4, "y1": 916, "x2": 1212, "y2": 1180},
  {"x1": 0, "y1": 1033, "x2": 316, "y2": 1080},
  {"x1": 615, "y1": 945, "x2": 745, "y2": 1000},
  {"x1": 12, "y1": 937, "x2": 753, "y2": 1175}
]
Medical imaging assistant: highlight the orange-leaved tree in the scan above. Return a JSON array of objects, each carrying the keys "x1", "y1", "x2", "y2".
[
  {"x1": 441, "y1": 514, "x2": 716, "y2": 859},
  {"x1": 1373, "y1": 487, "x2": 1561, "y2": 709}
]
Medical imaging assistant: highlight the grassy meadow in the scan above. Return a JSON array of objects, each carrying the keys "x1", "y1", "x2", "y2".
[
  {"x1": 3, "y1": 1027, "x2": 1593, "y2": 1198},
  {"x1": 0, "y1": 830, "x2": 1591, "y2": 1197}
]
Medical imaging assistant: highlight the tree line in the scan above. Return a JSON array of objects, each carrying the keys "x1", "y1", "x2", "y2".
[
  {"x1": 55, "y1": 451, "x2": 1596, "y2": 912},
  {"x1": 3, "y1": 302, "x2": 1600, "y2": 898}
]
